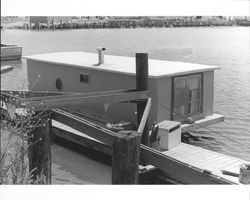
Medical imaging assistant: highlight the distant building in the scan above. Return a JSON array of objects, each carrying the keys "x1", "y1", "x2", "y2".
[
  {"x1": 233, "y1": 16, "x2": 250, "y2": 21},
  {"x1": 49, "y1": 16, "x2": 74, "y2": 23},
  {"x1": 29, "y1": 16, "x2": 76, "y2": 25},
  {"x1": 29, "y1": 16, "x2": 48, "y2": 24}
]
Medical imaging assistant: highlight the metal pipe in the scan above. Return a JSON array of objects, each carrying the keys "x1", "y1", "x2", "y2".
[{"x1": 96, "y1": 47, "x2": 106, "y2": 65}]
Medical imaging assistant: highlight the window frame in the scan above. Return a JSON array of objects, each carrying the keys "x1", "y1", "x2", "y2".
[{"x1": 170, "y1": 72, "x2": 203, "y2": 121}]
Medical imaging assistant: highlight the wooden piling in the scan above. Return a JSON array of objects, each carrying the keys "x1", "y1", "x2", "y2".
[
  {"x1": 112, "y1": 130, "x2": 141, "y2": 184},
  {"x1": 60, "y1": 20, "x2": 63, "y2": 29},
  {"x1": 51, "y1": 20, "x2": 55, "y2": 30},
  {"x1": 136, "y1": 53, "x2": 149, "y2": 146},
  {"x1": 28, "y1": 111, "x2": 52, "y2": 184}
]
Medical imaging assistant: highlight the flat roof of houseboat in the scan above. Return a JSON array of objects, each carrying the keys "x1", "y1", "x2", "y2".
[{"x1": 24, "y1": 51, "x2": 220, "y2": 78}]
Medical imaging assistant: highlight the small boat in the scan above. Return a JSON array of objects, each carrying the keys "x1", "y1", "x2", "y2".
[
  {"x1": 0, "y1": 65, "x2": 14, "y2": 74},
  {"x1": 1, "y1": 44, "x2": 22, "y2": 61}
]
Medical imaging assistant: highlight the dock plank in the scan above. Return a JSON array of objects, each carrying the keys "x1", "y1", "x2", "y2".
[
  {"x1": 164, "y1": 149, "x2": 210, "y2": 162},
  {"x1": 162, "y1": 142, "x2": 249, "y2": 184},
  {"x1": 222, "y1": 160, "x2": 245, "y2": 172},
  {"x1": 174, "y1": 152, "x2": 222, "y2": 166},
  {"x1": 163, "y1": 144, "x2": 220, "y2": 164},
  {"x1": 200, "y1": 157, "x2": 242, "y2": 170},
  {"x1": 196, "y1": 155, "x2": 233, "y2": 168}
]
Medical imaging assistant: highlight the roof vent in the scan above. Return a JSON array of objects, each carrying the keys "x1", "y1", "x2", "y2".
[{"x1": 96, "y1": 47, "x2": 106, "y2": 65}]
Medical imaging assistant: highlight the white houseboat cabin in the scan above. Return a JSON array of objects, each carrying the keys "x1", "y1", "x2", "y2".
[{"x1": 24, "y1": 50, "x2": 224, "y2": 132}]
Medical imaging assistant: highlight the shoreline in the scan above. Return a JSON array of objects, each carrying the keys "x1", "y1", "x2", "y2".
[{"x1": 2, "y1": 18, "x2": 249, "y2": 30}]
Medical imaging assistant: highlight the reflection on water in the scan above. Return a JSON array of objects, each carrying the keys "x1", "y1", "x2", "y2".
[{"x1": 1, "y1": 27, "x2": 250, "y2": 184}]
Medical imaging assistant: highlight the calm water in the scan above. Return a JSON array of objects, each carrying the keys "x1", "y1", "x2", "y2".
[{"x1": 1, "y1": 27, "x2": 250, "y2": 184}]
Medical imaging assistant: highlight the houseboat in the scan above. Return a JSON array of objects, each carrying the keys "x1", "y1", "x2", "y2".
[
  {"x1": 1, "y1": 44, "x2": 22, "y2": 61},
  {"x1": 24, "y1": 49, "x2": 224, "y2": 132}
]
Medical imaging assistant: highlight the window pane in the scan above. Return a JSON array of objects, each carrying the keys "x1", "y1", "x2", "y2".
[
  {"x1": 180, "y1": 105, "x2": 186, "y2": 115},
  {"x1": 175, "y1": 78, "x2": 186, "y2": 89},
  {"x1": 174, "y1": 106, "x2": 180, "y2": 116},
  {"x1": 189, "y1": 76, "x2": 200, "y2": 89},
  {"x1": 190, "y1": 102, "x2": 200, "y2": 113},
  {"x1": 174, "y1": 105, "x2": 186, "y2": 116},
  {"x1": 175, "y1": 89, "x2": 189, "y2": 106},
  {"x1": 185, "y1": 104, "x2": 190, "y2": 114},
  {"x1": 189, "y1": 89, "x2": 200, "y2": 101}
]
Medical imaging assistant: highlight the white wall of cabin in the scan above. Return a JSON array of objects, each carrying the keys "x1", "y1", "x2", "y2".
[{"x1": 27, "y1": 60, "x2": 158, "y2": 127}]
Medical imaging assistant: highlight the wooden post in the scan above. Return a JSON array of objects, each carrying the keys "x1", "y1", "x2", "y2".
[
  {"x1": 51, "y1": 20, "x2": 55, "y2": 30},
  {"x1": 28, "y1": 110, "x2": 52, "y2": 184},
  {"x1": 136, "y1": 53, "x2": 149, "y2": 146},
  {"x1": 60, "y1": 20, "x2": 63, "y2": 29},
  {"x1": 137, "y1": 98, "x2": 151, "y2": 134},
  {"x1": 112, "y1": 130, "x2": 141, "y2": 184}
]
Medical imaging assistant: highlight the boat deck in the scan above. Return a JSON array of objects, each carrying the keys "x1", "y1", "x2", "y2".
[{"x1": 162, "y1": 142, "x2": 248, "y2": 184}]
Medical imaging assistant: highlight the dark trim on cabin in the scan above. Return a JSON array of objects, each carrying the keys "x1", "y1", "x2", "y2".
[
  {"x1": 170, "y1": 76, "x2": 175, "y2": 121},
  {"x1": 170, "y1": 72, "x2": 204, "y2": 122},
  {"x1": 201, "y1": 72, "x2": 204, "y2": 114}
]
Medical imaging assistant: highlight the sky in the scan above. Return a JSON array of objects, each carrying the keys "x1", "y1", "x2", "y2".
[{"x1": 1, "y1": 0, "x2": 250, "y2": 16}]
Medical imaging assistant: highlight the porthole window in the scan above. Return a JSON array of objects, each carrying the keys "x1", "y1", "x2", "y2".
[{"x1": 56, "y1": 78, "x2": 63, "y2": 91}]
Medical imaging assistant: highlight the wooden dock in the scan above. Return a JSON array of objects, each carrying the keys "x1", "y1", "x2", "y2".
[
  {"x1": 51, "y1": 112, "x2": 249, "y2": 184},
  {"x1": 161, "y1": 143, "x2": 247, "y2": 184}
]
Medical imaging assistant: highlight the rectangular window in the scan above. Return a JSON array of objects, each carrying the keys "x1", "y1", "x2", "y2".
[
  {"x1": 172, "y1": 73, "x2": 203, "y2": 121},
  {"x1": 80, "y1": 73, "x2": 90, "y2": 84}
]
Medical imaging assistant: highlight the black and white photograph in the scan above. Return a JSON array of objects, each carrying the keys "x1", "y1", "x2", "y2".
[{"x1": 1, "y1": 0, "x2": 250, "y2": 199}]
